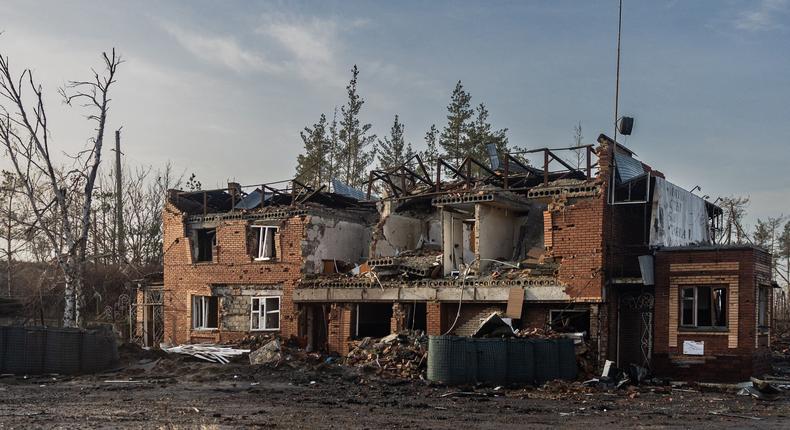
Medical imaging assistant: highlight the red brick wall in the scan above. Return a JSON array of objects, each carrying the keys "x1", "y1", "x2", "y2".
[
  {"x1": 326, "y1": 303, "x2": 353, "y2": 355},
  {"x1": 162, "y1": 203, "x2": 304, "y2": 345},
  {"x1": 652, "y1": 247, "x2": 772, "y2": 381},
  {"x1": 426, "y1": 302, "x2": 443, "y2": 336},
  {"x1": 545, "y1": 197, "x2": 606, "y2": 300}
]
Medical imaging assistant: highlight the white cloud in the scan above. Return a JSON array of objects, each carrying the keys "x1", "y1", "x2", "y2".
[
  {"x1": 734, "y1": 0, "x2": 789, "y2": 31},
  {"x1": 255, "y1": 14, "x2": 349, "y2": 86},
  {"x1": 160, "y1": 21, "x2": 281, "y2": 74}
]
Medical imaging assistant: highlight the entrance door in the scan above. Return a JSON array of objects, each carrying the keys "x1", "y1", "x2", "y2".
[
  {"x1": 618, "y1": 290, "x2": 654, "y2": 369},
  {"x1": 142, "y1": 288, "x2": 164, "y2": 348}
]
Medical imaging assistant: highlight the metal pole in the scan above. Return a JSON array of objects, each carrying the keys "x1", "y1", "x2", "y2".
[{"x1": 114, "y1": 129, "x2": 126, "y2": 263}]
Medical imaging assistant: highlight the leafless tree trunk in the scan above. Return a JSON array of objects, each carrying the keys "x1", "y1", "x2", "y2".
[{"x1": 0, "y1": 48, "x2": 122, "y2": 327}]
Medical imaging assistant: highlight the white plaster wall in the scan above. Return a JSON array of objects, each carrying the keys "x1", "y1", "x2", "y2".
[
  {"x1": 303, "y1": 216, "x2": 371, "y2": 274},
  {"x1": 476, "y1": 205, "x2": 516, "y2": 272},
  {"x1": 371, "y1": 213, "x2": 442, "y2": 258}
]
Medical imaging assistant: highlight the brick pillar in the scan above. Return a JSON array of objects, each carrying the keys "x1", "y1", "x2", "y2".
[
  {"x1": 279, "y1": 281, "x2": 298, "y2": 340},
  {"x1": 327, "y1": 304, "x2": 354, "y2": 355},
  {"x1": 390, "y1": 303, "x2": 406, "y2": 334},
  {"x1": 426, "y1": 302, "x2": 443, "y2": 336}
]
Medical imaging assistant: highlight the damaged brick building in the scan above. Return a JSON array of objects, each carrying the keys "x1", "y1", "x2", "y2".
[{"x1": 154, "y1": 134, "x2": 773, "y2": 382}]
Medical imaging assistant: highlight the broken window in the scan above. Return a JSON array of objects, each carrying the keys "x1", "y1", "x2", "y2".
[
  {"x1": 680, "y1": 286, "x2": 726, "y2": 328},
  {"x1": 251, "y1": 296, "x2": 280, "y2": 330},
  {"x1": 549, "y1": 309, "x2": 590, "y2": 334},
  {"x1": 251, "y1": 226, "x2": 278, "y2": 261},
  {"x1": 353, "y1": 303, "x2": 393, "y2": 338},
  {"x1": 192, "y1": 296, "x2": 218, "y2": 329},
  {"x1": 758, "y1": 286, "x2": 769, "y2": 328},
  {"x1": 195, "y1": 228, "x2": 216, "y2": 262}
]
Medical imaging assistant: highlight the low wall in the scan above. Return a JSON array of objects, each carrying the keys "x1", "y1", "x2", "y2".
[
  {"x1": 0, "y1": 326, "x2": 118, "y2": 375},
  {"x1": 427, "y1": 336, "x2": 576, "y2": 385}
]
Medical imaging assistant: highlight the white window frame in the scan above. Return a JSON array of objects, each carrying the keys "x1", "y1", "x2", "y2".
[
  {"x1": 250, "y1": 296, "x2": 280, "y2": 331},
  {"x1": 252, "y1": 226, "x2": 278, "y2": 261},
  {"x1": 192, "y1": 295, "x2": 218, "y2": 330}
]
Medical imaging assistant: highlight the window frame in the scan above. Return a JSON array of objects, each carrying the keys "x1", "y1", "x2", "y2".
[
  {"x1": 251, "y1": 226, "x2": 278, "y2": 261},
  {"x1": 758, "y1": 286, "x2": 770, "y2": 329},
  {"x1": 250, "y1": 296, "x2": 281, "y2": 331},
  {"x1": 192, "y1": 295, "x2": 218, "y2": 330},
  {"x1": 679, "y1": 285, "x2": 728, "y2": 329}
]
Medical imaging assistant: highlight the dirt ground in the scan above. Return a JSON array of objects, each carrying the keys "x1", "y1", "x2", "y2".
[{"x1": 1, "y1": 352, "x2": 789, "y2": 430}]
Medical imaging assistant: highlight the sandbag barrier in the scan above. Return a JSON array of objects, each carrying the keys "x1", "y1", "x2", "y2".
[
  {"x1": 427, "y1": 335, "x2": 577, "y2": 385},
  {"x1": 0, "y1": 326, "x2": 118, "y2": 375}
]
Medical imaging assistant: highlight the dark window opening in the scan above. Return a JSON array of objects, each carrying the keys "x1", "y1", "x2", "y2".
[
  {"x1": 549, "y1": 309, "x2": 591, "y2": 334},
  {"x1": 681, "y1": 286, "x2": 726, "y2": 328},
  {"x1": 192, "y1": 295, "x2": 218, "y2": 329},
  {"x1": 758, "y1": 286, "x2": 769, "y2": 328},
  {"x1": 196, "y1": 228, "x2": 216, "y2": 262},
  {"x1": 406, "y1": 303, "x2": 427, "y2": 332},
  {"x1": 354, "y1": 303, "x2": 393, "y2": 338}
]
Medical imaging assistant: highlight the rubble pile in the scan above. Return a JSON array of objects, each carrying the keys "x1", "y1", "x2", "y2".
[
  {"x1": 228, "y1": 333, "x2": 278, "y2": 351},
  {"x1": 344, "y1": 331, "x2": 428, "y2": 379}
]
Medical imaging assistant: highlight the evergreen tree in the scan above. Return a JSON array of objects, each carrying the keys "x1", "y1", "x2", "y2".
[
  {"x1": 466, "y1": 103, "x2": 509, "y2": 162},
  {"x1": 325, "y1": 107, "x2": 340, "y2": 186},
  {"x1": 338, "y1": 65, "x2": 376, "y2": 189},
  {"x1": 420, "y1": 124, "x2": 440, "y2": 174},
  {"x1": 377, "y1": 115, "x2": 414, "y2": 171},
  {"x1": 295, "y1": 113, "x2": 329, "y2": 188},
  {"x1": 439, "y1": 81, "x2": 473, "y2": 164}
]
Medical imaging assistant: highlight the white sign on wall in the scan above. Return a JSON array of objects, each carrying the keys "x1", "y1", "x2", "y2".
[
  {"x1": 682, "y1": 340, "x2": 705, "y2": 356},
  {"x1": 649, "y1": 177, "x2": 711, "y2": 247}
]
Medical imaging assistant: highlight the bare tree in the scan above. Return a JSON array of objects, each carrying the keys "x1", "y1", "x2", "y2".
[
  {"x1": 718, "y1": 196, "x2": 750, "y2": 245},
  {"x1": 0, "y1": 48, "x2": 122, "y2": 327},
  {"x1": 0, "y1": 170, "x2": 31, "y2": 297}
]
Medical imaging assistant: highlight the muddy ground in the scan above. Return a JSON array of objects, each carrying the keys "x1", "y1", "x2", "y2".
[{"x1": 1, "y1": 353, "x2": 789, "y2": 429}]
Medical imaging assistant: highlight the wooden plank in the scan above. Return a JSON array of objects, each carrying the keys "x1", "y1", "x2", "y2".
[{"x1": 505, "y1": 287, "x2": 525, "y2": 319}]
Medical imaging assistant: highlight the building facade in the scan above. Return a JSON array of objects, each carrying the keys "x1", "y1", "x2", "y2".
[{"x1": 156, "y1": 134, "x2": 773, "y2": 381}]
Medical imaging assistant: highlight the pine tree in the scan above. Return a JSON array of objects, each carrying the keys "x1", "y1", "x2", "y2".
[
  {"x1": 421, "y1": 124, "x2": 440, "y2": 174},
  {"x1": 466, "y1": 103, "x2": 508, "y2": 162},
  {"x1": 439, "y1": 81, "x2": 473, "y2": 164},
  {"x1": 377, "y1": 115, "x2": 414, "y2": 171},
  {"x1": 325, "y1": 107, "x2": 340, "y2": 186},
  {"x1": 295, "y1": 113, "x2": 329, "y2": 188},
  {"x1": 338, "y1": 65, "x2": 376, "y2": 189}
]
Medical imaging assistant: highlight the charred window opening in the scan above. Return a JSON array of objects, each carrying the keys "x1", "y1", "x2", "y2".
[
  {"x1": 192, "y1": 295, "x2": 218, "y2": 329},
  {"x1": 549, "y1": 309, "x2": 590, "y2": 334},
  {"x1": 681, "y1": 286, "x2": 727, "y2": 328},
  {"x1": 195, "y1": 228, "x2": 216, "y2": 262},
  {"x1": 353, "y1": 303, "x2": 393, "y2": 338}
]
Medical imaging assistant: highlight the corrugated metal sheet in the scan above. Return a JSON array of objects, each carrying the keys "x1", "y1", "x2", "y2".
[
  {"x1": 614, "y1": 147, "x2": 645, "y2": 183},
  {"x1": 235, "y1": 189, "x2": 272, "y2": 209},
  {"x1": 331, "y1": 179, "x2": 367, "y2": 201}
]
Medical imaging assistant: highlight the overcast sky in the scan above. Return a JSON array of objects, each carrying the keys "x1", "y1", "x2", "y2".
[{"x1": 0, "y1": 0, "x2": 788, "y2": 226}]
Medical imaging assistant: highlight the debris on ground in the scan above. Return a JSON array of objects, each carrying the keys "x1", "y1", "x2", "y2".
[
  {"x1": 249, "y1": 339, "x2": 282, "y2": 365},
  {"x1": 472, "y1": 312, "x2": 515, "y2": 337},
  {"x1": 737, "y1": 377, "x2": 782, "y2": 401},
  {"x1": 163, "y1": 344, "x2": 250, "y2": 364},
  {"x1": 344, "y1": 331, "x2": 428, "y2": 379}
]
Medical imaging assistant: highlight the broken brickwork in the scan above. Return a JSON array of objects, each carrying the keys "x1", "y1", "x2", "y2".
[{"x1": 159, "y1": 133, "x2": 771, "y2": 382}]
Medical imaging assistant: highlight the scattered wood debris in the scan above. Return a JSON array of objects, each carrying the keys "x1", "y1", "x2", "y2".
[
  {"x1": 344, "y1": 331, "x2": 428, "y2": 379},
  {"x1": 163, "y1": 344, "x2": 250, "y2": 364}
]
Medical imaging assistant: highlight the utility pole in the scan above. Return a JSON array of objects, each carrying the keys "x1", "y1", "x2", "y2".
[{"x1": 114, "y1": 128, "x2": 126, "y2": 264}]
